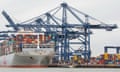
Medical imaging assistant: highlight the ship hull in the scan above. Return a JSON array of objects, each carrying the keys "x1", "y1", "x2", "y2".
[
  {"x1": 0, "y1": 49, "x2": 54, "y2": 66},
  {"x1": 12, "y1": 53, "x2": 51, "y2": 65}
]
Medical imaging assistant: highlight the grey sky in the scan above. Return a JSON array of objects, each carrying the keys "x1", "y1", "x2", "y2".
[{"x1": 0, "y1": 0, "x2": 120, "y2": 56}]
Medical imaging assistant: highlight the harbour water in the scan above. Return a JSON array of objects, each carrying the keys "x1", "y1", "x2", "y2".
[{"x1": 0, "y1": 68, "x2": 120, "y2": 72}]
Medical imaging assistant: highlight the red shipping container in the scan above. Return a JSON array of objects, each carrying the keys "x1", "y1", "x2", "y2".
[
  {"x1": 98, "y1": 59, "x2": 104, "y2": 64},
  {"x1": 39, "y1": 35, "x2": 43, "y2": 43},
  {"x1": 48, "y1": 35, "x2": 51, "y2": 40},
  {"x1": 44, "y1": 35, "x2": 46, "y2": 43},
  {"x1": 112, "y1": 55, "x2": 117, "y2": 60}
]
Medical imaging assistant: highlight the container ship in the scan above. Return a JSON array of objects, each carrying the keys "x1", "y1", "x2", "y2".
[{"x1": 0, "y1": 32, "x2": 55, "y2": 67}]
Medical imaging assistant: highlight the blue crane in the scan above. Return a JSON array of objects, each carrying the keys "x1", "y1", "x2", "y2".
[
  {"x1": 104, "y1": 46, "x2": 120, "y2": 54},
  {"x1": 2, "y1": 11, "x2": 19, "y2": 31}
]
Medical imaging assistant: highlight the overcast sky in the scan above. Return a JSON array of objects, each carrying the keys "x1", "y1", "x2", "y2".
[{"x1": 0, "y1": 0, "x2": 120, "y2": 56}]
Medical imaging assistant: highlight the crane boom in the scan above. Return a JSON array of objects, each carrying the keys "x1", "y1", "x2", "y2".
[{"x1": 2, "y1": 11, "x2": 19, "y2": 31}]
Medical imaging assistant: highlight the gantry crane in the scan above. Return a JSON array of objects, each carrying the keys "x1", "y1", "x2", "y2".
[
  {"x1": 1, "y1": 3, "x2": 117, "y2": 62},
  {"x1": 2, "y1": 11, "x2": 19, "y2": 31},
  {"x1": 104, "y1": 46, "x2": 120, "y2": 54}
]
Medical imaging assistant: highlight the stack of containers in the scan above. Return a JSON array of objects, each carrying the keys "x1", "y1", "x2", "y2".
[
  {"x1": 44, "y1": 35, "x2": 47, "y2": 43},
  {"x1": 103, "y1": 54, "x2": 118, "y2": 64},
  {"x1": 103, "y1": 53, "x2": 109, "y2": 64},
  {"x1": 44, "y1": 34, "x2": 51, "y2": 43},
  {"x1": 24, "y1": 34, "x2": 32, "y2": 44},
  {"x1": 16, "y1": 35, "x2": 23, "y2": 42},
  {"x1": 23, "y1": 35, "x2": 27, "y2": 44},
  {"x1": 96, "y1": 56, "x2": 102, "y2": 64},
  {"x1": 31, "y1": 35, "x2": 37, "y2": 44},
  {"x1": 39, "y1": 34, "x2": 51, "y2": 44},
  {"x1": 111, "y1": 54, "x2": 116, "y2": 64},
  {"x1": 96, "y1": 53, "x2": 120, "y2": 65},
  {"x1": 12, "y1": 37, "x2": 18, "y2": 52},
  {"x1": 0, "y1": 40, "x2": 8, "y2": 55},
  {"x1": 30, "y1": 35, "x2": 37, "y2": 48},
  {"x1": 96, "y1": 54, "x2": 104, "y2": 64},
  {"x1": 0, "y1": 43, "x2": 4, "y2": 56},
  {"x1": 90, "y1": 57, "x2": 97, "y2": 64},
  {"x1": 116, "y1": 54, "x2": 120, "y2": 65},
  {"x1": 107, "y1": 54, "x2": 114, "y2": 64},
  {"x1": 34, "y1": 35, "x2": 38, "y2": 48},
  {"x1": 7, "y1": 39, "x2": 14, "y2": 54},
  {"x1": 48, "y1": 34, "x2": 51, "y2": 41},
  {"x1": 39, "y1": 34, "x2": 43, "y2": 44}
]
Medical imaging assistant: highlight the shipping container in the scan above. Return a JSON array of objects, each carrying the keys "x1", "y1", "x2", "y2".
[
  {"x1": 117, "y1": 54, "x2": 120, "y2": 60},
  {"x1": 16, "y1": 34, "x2": 23, "y2": 41},
  {"x1": 104, "y1": 53, "x2": 109, "y2": 60},
  {"x1": 39, "y1": 35, "x2": 43, "y2": 43}
]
